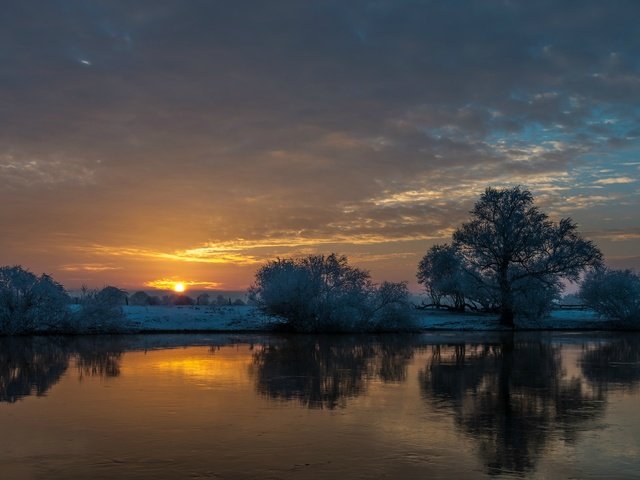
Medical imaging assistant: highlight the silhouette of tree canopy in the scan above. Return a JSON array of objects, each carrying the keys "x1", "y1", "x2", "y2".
[
  {"x1": 250, "y1": 335, "x2": 416, "y2": 409},
  {"x1": 129, "y1": 291, "x2": 152, "y2": 306},
  {"x1": 452, "y1": 187, "x2": 602, "y2": 327},
  {"x1": 420, "y1": 335, "x2": 605, "y2": 476}
]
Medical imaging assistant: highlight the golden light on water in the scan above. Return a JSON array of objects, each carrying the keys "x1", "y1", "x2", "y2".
[{"x1": 173, "y1": 282, "x2": 186, "y2": 293}]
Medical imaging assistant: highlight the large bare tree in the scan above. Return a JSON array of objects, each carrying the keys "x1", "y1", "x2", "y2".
[{"x1": 453, "y1": 186, "x2": 602, "y2": 327}]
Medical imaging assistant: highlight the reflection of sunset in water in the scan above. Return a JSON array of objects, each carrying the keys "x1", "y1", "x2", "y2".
[
  {"x1": 1, "y1": 335, "x2": 640, "y2": 479},
  {"x1": 148, "y1": 347, "x2": 253, "y2": 385}
]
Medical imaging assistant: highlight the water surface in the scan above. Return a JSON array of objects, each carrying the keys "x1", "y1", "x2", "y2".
[{"x1": 1, "y1": 333, "x2": 639, "y2": 479}]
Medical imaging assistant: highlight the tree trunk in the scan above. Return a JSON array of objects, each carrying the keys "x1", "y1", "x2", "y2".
[{"x1": 499, "y1": 268, "x2": 515, "y2": 328}]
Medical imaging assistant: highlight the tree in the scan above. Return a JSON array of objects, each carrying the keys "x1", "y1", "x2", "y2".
[
  {"x1": 129, "y1": 291, "x2": 151, "y2": 306},
  {"x1": 452, "y1": 186, "x2": 602, "y2": 327},
  {"x1": 197, "y1": 293, "x2": 210, "y2": 306},
  {"x1": 173, "y1": 295, "x2": 194, "y2": 306},
  {"x1": 96, "y1": 286, "x2": 128, "y2": 305},
  {"x1": 215, "y1": 294, "x2": 226, "y2": 306},
  {"x1": 579, "y1": 268, "x2": 640, "y2": 327},
  {"x1": 417, "y1": 244, "x2": 469, "y2": 310}
]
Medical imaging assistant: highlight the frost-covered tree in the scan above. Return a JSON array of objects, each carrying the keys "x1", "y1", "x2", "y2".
[
  {"x1": 249, "y1": 254, "x2": 414, "y2": 332},
  {"x1": 129, "y1": 291, "x2": 151, "y2": 306},
  {"x1": 579, "y1": 269, "x2": 640, "y2": 327},
  {"x1": 417, "y1": 244, "x2": 469, "y2": 310},
  {"x1": 197, "y1": 293, "x2": 210, "y2": 306},
  {"x1": 453, "y1": 186, "x2": 602, "y2": 327},
  {"x1": 215, "y1": 294, "x2": 227, "y2": 306},
  {"x1": 97, "y1": 286, "x2": 128, "y2": 305},
  {"x1": 0, "y1": 266, "x2": 69, "y2": 334}
]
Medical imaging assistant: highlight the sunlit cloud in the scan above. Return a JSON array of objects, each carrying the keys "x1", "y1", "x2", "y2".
[
  {"x1": 593, "y1": 177, "x2": 636, "y2": 185},
  {"x1": 144, "y1": 279, "x2": 222, "y2": 290},
  {"x1": 59, "y1": 263, "x2": 122, "y2": 272},
  {"x1": 590, "y1": 229, "x2": 640, "y2": 242},
  {"x1": 75, "y1": 245, "x2": 261, "y2": 265}
]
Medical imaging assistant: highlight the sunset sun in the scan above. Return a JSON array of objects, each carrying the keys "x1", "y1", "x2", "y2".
[{"x1": 173, "y1": 282, "x2": 186, "y2": 293}]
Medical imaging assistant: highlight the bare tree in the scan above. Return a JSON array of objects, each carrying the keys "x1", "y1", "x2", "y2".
[{"x1": 453, "y1": 186, "x2": 602, "y2": 327}]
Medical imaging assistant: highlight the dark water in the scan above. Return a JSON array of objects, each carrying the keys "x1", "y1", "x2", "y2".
[{"x1": 1, "y1": 333, "x2": 640, "y2": 479}]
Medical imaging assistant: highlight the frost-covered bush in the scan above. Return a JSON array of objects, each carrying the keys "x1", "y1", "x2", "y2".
[
  {"x1": 249, "y1": 254, "x2": 415, "y2": 332},
  {"x1": 579, "y1": 269, "x2": 640, "y2": 327},
  {"x1": 73, "y1": 286, "x2": 128, "y2": 333},
  {"x1": 368, "y1": 281, "x2": 416, "y2": 331},
  {"x1": 0, "y1": 266, "x2": 69, "y2": 334}
]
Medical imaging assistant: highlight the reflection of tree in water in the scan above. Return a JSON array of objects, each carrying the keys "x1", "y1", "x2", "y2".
[
  {"x1": 250, "y1": 335, "x2": 416, "y2": 409},
  {"x1": 581, "y1": 334, "x2": 640, "y2": 393},
  {"x1": 0, "y1": 337, "x2": 69, "y2": 403},
  {"x1": 0, "y1": 336, "x2": 125, "y2": 403},
  {"x1": 421, "y1": 336, "x2": 605, "y2": 476},
  {"x1": 74, "y1": 336, "x2": 124, "y2": 379}
]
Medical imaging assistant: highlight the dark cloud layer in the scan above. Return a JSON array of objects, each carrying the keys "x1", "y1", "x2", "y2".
[{"x1": 1, "y1": 1, "x2": 639, "y2": 289}]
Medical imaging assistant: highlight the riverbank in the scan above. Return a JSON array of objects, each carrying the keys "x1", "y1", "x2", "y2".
[{"x1": 119, "y1": 305, "x2": 614, "y2": 332}]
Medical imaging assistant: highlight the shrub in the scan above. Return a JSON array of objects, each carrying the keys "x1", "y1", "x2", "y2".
[
  {"x1": 0, "y1": 266, "x2": 69, "y2": 334},
  {"x1": 73, "y1": 286, "x2": 128, "y2": 333},
  {"x1": 511, "y1": 276, "x2": 561, "y2": 322},
  {"x1": 579, "y1": 269, "x2": 640, "y2": 327},
  {"x1": 249, "y1": 254, "x2": 415, "y2": 332}
]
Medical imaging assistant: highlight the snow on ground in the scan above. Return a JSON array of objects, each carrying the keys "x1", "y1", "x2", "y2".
[
  {"x1": 415, "y1": 308, "x2": 608, "y2": 330},
  {"x1": 120, "y1": 305, "x2": 614, "y2": 332},
  {"x1": 123, "y1": 305, "x2": 278, "y2": 331}
]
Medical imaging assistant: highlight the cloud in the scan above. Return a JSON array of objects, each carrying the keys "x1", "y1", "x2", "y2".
[
  {"x1": 60, "y1": 263, "x2": 122, "y2": 272},
  {"x1": 593, "y1": 177, "x2": 636, "y2": 185},
  {"x1": 144, "y1": 279, "x2": 222, "y2": 290},
  {"x1": 1, "y1": 1, "x2": 640, "y2": 287}
]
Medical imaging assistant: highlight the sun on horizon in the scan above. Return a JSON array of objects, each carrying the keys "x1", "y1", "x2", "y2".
[{"x1": 173, "y1": 282, "x2": 186, "y2": 293}]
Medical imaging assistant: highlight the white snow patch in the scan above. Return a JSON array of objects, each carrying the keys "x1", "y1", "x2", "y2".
[{"x1": 116, "y1": 305, "x2": 615, "y2": 332}]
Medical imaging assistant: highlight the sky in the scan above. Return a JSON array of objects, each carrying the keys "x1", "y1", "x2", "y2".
[{"x1": 1, "y1": 0, "x2": 639, "y2": 293}]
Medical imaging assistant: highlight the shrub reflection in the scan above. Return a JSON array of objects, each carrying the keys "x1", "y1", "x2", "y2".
[
  {"x1": 0, "y1": 336, "x2": 124, "y2": 402},
  {"x1": 250, "y1": 335, "x2": 416, "y2": 408},
  {"x1": 581, "y1": 334, "x2": 640, "y2": 392}
]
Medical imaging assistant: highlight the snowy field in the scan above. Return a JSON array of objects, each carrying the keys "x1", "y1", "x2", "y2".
[{"x1": 119, "y1": 305, "x2": 613, "y2": 332}]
